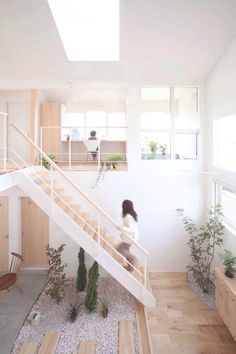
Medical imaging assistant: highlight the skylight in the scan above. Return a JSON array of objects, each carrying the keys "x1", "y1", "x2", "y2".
[{"x1": 47, "y1": 0, "x2": 119, "y2": 61}]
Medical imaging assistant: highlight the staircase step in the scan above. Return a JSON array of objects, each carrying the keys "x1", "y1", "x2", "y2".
[
  {"x1": 41, "y1": 185, "x2": 64, "y2": 195},
  {"x1": 55, "y1": 196, "x2": 73, "y2": 208},
  {"x1": 119, "y1": 320, "x2": 135, "y2": 354},
  {"x1": 38, "y1": 331, "x2": 60, "y2": 354},
  {"x1": 19, "y1": 341, "x2": 38, "y2": 354},
  {"x1": 29, "y1": 171, "x2": 48, "y2": 179},
  {"x1": 135, "y1": 302, "x2": 152, "y2": 354},
  {"x1": 77, "y1": 340, "x2": 96, "y2": 354},
  {"x1": 72, "y1": 213, "x2": 86, "y2": 228},
  {"x1": 68, "y1": 203, "x2": 81, "y2": 211},
  {"x1": 84, "y1": 219, "x2": 97, "y2": 238}
]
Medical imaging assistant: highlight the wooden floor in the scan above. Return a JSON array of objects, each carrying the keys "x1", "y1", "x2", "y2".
[{"x1": 146, "y1": 272, "x2": 236, "y2": 354}]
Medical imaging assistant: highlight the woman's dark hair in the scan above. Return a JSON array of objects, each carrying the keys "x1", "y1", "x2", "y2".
[{"x1": 122, "y1": 200, "x2": 138, "y2": 221}]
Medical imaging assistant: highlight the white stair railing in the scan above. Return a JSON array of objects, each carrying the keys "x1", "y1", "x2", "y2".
[{"x1": 2, "y1": 122, "x2": 150, "y2": 289}]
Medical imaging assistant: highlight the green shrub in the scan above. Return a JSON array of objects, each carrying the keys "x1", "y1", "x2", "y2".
[
  {"x1": 46, "y1": 244, "x2": 67, "y2": 304},
  {"x1": 220, "y1": 249, "x2": 236, "y2": 278},
  {"x1": 76, "y1": 248, "x2": 87, "y2": 291},
  {"x1": 177, "y1": 205, "x2": 224, "y2": 294},
  {"x1": 85, "y1": 261, "x2": 99, "y2": 312},
  {"x1": 42, "y1": 154, "x2": 56, "y2": 169}
]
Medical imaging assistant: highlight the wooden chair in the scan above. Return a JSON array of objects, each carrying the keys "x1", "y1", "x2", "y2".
[{"x1": 0, "y1": 252, "x2": 23, "y2": 294}]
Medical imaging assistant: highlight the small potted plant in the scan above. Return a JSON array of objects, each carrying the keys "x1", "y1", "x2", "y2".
[
  {"x1": 220, "y1": 249, "x2": 236, "y2": 278},
  {"x1": 42, "y1": 154, "x2": 56, "y2": 169},
  {"x1": 106, "y1": 154, "x2": 123, "y2": 169},
  {"x1": 148, "y1": 140, "x2": 158, "y2": 159},
  {"x1": 67, "y1": 302, "x2": 80, "y2": 323},
  {"x1": 99, "y1": 297, "x2": 109, "y2": 318},
  {"x1": 159, "y1": 144, "x2": 167, "y2": 157},
  {"x1": 28, "y1": 310, "x2": 41, "y2": 327}
]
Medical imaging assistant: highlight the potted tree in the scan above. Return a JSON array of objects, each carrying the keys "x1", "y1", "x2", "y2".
[{"x1": 220, "y1": 249, "x2": 236, "y2": 278}]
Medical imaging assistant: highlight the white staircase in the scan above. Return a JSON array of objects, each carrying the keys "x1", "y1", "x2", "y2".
[{"x1": 0, "y1": 122, "x2": 156, "y2": 307}]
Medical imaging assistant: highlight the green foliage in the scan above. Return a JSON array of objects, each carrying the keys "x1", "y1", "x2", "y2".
[
  {"x1": 177, "y1": 205, "x2": 224, "y2": 294},
  {"x1": 220, "y1": 249, "x2": 236, "y2": 278},
  {"x1": 148, "y1": 140, "x2": 158, "y2": 154},
  {"x1": 159, "y1": 144, "x2": 167, "y2": 154},
  {"x1": 85, "y1": 261, "x2": 99, "y2": 312},
  {"x1": 106, "y1": 154, "x2": 123, "y2": 162},
  {"x1": 67, "y1": 301, "x2": 80, "y2": 322},
  {"x1": 76, "y1": 248, "x2": 87, "y2": 291},
  {"x1": 46, "y1": 244, "x2": 67, "y2": 304},
  {"x1": 99, "y1": 297, "x2": 109, "y2": 318},
  {"x1": 42, "y1": 154, "x2": 56, "y2": 169}
]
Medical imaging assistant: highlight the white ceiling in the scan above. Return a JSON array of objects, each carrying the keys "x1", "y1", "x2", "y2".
[{"x1": 0, "y1": 0, "x2": 236, "y2": 87}]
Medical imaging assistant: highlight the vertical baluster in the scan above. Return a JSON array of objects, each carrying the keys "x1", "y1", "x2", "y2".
[
  {"x1": 97, "y1": 215, "x2": 100, "y2": 249},
  {"x1": 69, "y1": 128, "x2": 71, "y2": 170},
  {"x1": 144, "y1": 255, "x2": 147, "y2": 287},
  {"x1": 50, "y1": 164, "x2": 54, "y2": 214},
  {"x1": 40, "y1": 127, "x2": 43, "y2": 165},
  {"x1": 2, "y1": 112, "x2": 8, "y2": 171}
]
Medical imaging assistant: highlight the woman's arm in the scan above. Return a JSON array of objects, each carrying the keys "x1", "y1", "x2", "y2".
[{"x1": 117, "y1": 215, "x2": 135, "y2": 238}]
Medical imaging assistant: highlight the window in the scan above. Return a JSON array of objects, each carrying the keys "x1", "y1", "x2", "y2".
[
  {"x1": 47, "y1": 0, "x2": 119, "y2": 61},
  {"x1": 213, "y1": 115, "x2": 236, "y2": 172},
  {"x1": 61, "y1": 111, "x2": 126, "y2": 141},
  {"x1": 61, "y1": 113, "x2": 85, "y2": 141},
  {"x1": 141, "y1": 87, "x2": 199, "y2": 160},
  {"x1": 214, "y1": 183, "x2": 236, "y2": 232}
]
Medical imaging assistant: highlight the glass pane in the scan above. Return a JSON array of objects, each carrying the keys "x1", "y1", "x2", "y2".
[
  {"x1": 86, "y1": 112, "x2": 107, "y2": 127},
  {"x1": 107, "y1": 112, "x2": 126, "y2": 127},
  {"x1": 61, "y1": 127, "x2": 85, "y2": 141},
  {"x1": 141, "y1": 132, "x2": 170, "y2": 160},
  {"x1": 175, "y1": 133, "x2": 198, "y2": 159},
  {"x1": 141, "y1": 112, "x2": 171, "y2": 130},
  {"x1": 214, "y1": 115, "x2": 236, "y2": 172},
  {"x1": 107, "y1": 128, "x2": 126, "y2": 140},
  {"x1": 221, "y1": 187, "x2": 236, "y2": 229},
  {"x1": 174, "y1": 87, "x2": 199, "y2": 129},
  {"x1": 62, "y1": 112, "x2": 85, "y2": 127},
  {"x1": 141, "y1": 87, "x2": 170, "y2": 101}
]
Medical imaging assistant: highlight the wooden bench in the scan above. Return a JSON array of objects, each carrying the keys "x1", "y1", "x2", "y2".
[
  {"x1": 38, "y1": 331, "x2": 60, "y2": 354},
  {"x1": 18, "y1": 341, "x2": 38, "y2": 354},
  {"x1": 119, "y1": 320, "x2": 135, "y2": 354},
  {"x1": 77, "y1": 340, "x2": 96, "y2": 354},
  {"x1": 135, "y1": 302, "x2": 152, "y2": 354}
]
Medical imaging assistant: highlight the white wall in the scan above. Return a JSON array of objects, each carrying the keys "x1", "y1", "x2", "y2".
[
  {"x1": 0, "y1": 85, "x2": 206, "y2": 274},
  {"x1": 206, "y1": 38, "x2": 236, "y2": 259},
  {"x1": 0, "y1": 90, "x2": 30, "y2": 161},
  {"x1": 51, "y1": 86, "x2": 206, "y2": 272}
]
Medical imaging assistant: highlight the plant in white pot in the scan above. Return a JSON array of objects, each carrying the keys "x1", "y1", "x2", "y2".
[{"x1": 28, "y1": 310, "x2": 41, "y2": 327}]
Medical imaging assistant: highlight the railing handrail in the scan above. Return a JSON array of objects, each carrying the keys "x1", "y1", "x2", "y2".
[
  {"x1": 40, "y1": 125, "x2": 128, "y2": 129},
  {"x1": 8, "y1": 123, "x2": 149, "y2": 255}
]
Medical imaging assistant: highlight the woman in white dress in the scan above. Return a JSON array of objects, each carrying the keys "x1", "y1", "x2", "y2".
[{"x1": 116, "y1": 200, "x2": 139, "y2": 271}]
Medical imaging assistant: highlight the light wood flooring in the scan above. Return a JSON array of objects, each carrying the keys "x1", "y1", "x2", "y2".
[{"x1": 146, "y1": 272, "x2": 236, "y2": 354}]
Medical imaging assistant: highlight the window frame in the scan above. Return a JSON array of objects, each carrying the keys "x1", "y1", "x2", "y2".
[
  {"x1": 213, "y1": 181, "x2": 236, "y2": 235},
  {"x1": 140, "y1": 86, "x2": 200, "y2": 160},
  {"x1": 61, "y1": 110, "x2": 127, "y2": 141}
]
